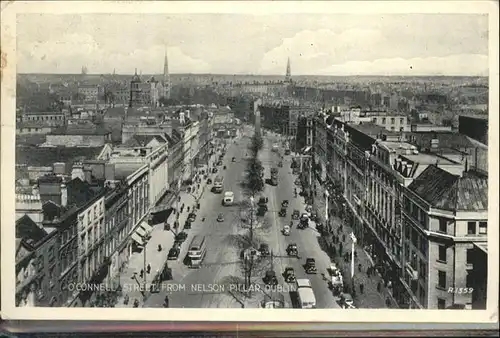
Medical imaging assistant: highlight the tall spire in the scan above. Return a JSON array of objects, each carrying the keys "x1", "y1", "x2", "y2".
[
  {"x1": 163, "y1": 47, "x2": 171, "y2": 99},
  {"x1": 285, "y1": 57, "x2": 291, "y2": 82}
]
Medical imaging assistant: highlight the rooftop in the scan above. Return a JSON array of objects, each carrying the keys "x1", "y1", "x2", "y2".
[
  {"x1": 16, "y1": 215, "x2": 48, "y2": 246},
  {"x1": 49, "y1": 124, "x2": 111, "y2": 136},
  {"x1": 349, "y1": 123, "x2": 386, "y2": 137},
  {"x1": 408, "y1": 165, "x2": 488, "y2": 211},
  {"x1": 16, "y1": 145, "x2": 105, "y2": 168},
  {"x1": 401, "y1": 152, "x2": 456, "y2": 165},
  {"x1": 408, "y1": 132, "x2": 475, "y2": 149},
  {"x1": 123, "y1": 134, "x2": 166, "y2": 148}
]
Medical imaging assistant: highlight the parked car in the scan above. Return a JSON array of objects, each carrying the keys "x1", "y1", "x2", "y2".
[
  {"x1": 188, "y1": 213, "x2": 196, "y2": 222},
  {"x1": 184, "y1": 219, "x2": 192, "y2": 230},
  {"x1": 167, "y1": 247, "x2": 180, "y2": 260},
  {"x1": 340, "y1": 293, "x2": 354, "y2": 309},
  {"x1": 292, "y1": 209, "x2": 300, "y2": 220},
  {"x1": 217, "y1": 213, "x2": 224, "y2": 222},
  {"x1": 286, "y1": 243, "x2": 298, "y2": 256},
  {"x1": 259, "y1": 243, "x2": 270, "y2": 256},
  {"x1": 175, "y1": 231, "x2": 188, "y2": 243},
  {"x1": 263, "y1": 270, "x2": 278, "y2": 285},
  {"x1": 305, "y1": 258, "x2": 317, "y2": 274}
]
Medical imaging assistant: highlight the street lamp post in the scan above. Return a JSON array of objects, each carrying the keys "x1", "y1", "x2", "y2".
[
  {"x1": 350, "y1": 232, "x2": 357, "y2": 279},
  {"x1": 324, "y1": 190, "x2": 330, "y2": 231}
]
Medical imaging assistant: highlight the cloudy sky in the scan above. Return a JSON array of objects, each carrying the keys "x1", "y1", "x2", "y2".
[{"x1": 16, "y1": 13, "x2": 489, "y2": 76}]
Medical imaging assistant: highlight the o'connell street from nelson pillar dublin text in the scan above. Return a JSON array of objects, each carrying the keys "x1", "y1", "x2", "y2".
[{"x1": 12, "y1": 11, "x2": 490, "y2": 310}]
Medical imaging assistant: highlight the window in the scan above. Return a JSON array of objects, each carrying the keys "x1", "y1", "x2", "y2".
[
  {"x1": 438, "y1": 270, "x2": 446, "y2": 289},
  {"x1": 48, "y1": 246, "x2": 55, "y2": 262},
  {"x1": 466, "y1": 248, "x2": 474, "y2": 264},
  {"x1": 400, "y1": 127, "x2": 404, "y2": 132},
  {"x1": 391, "y1": 118, "x2": 395, "y2": 124},
  {"x1": 391, "y1": 126, "x2": 395, "y2": 131},
  {"x1": 439, "y1": 218, "x2": 447, "y2": 233},
  {"x1": 438, "y1": 245, "x2": 446, "y2": 262},
  {"x1": 479, "y1": 222, "x2": 487, "y2": 234},
  {"x1": 467, "y1": 222, "x2": 476, "y2": 235},
  {"x1": 400, "y1": 118, "x2": 404, "y2": 124},
  {"x1": 466, "y1": 272, "x2": 473, "y2": 288},
  {"x1": 437, "y1": 298, "x2": 446, "y2": 309},
  {"x1": 382, "y1": 117, "x2": 386, "y2": 124}
]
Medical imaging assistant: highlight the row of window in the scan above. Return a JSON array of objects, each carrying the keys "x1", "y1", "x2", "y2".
[
  {"x1": 374, "y1": 117, "x2": 407, "y2": 125},
  {"x1": 25, "y1": 115, "x2": 63, "y2": 121}
]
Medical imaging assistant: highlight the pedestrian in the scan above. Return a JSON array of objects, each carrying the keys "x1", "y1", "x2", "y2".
[
  {"x1": 367, "y1": 267, "x2": 371, "y2": 277},
  {"x1": 139, "y1": 269, "x2": 144, "y2": 279},
  {"x1": 332, "y1": 246, "x2": 337, "y2": 257},
  {"x1": 342, "y1": 234, "x2": 346, "y2": 242},
  {"x1": 377, "y1": 281, "x2": 381, "y2": 293},
  {"x1": 147, "y1": 264, "x2": 151, "y2": 274},
  {"x1": 164, "y1": 295, "x2": 169, "y2": 308},
  {"x1": 385, "y1": 297, "x2": 391, "y2": 308},
  {"x1": 360, "y1": 283, "x2": 364, "y2": 294},
  {"x1": 354, "y1": 251, "x2": 358, "y2": 259}
]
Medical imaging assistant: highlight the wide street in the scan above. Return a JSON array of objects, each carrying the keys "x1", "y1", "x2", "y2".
[
  {"x1": 146, "y1": 126, "x2": 252, "y2": 308},
  {"x1": 143, "y1": 126, "x2": 341, "y2": 308},
  {"x1": 258, "y1": 134, "x2": 341, "y2": 309}
]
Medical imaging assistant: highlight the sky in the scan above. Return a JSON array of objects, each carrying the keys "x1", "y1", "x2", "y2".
[{"x1": 16, "y1": 13, "x2": 489, "y2": 76}]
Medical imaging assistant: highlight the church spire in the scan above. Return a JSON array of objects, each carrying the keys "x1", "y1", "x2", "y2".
[
  {"x1": 163, "y1": 47, "x2": 171, "y2": 99},
  {"x1": 285, "y1": 57, "x2": 291, "y2": 82}
]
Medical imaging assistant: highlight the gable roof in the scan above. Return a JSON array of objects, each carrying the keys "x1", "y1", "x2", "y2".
[
  {"x1": 16, "y1": 215, "x2": 48, "y2": 246},
  {"x1": 408, "y1": 165, "x2": 488, "y2": 211}
]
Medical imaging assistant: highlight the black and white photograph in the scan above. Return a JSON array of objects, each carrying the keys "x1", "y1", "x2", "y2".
[{"x1": 1, "y1": 1, "x2": 498, "y2": 322}]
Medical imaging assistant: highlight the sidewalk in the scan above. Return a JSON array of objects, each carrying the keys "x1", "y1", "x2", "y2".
[
  {"x1": 293, "y1": 171, "x2": 397, "y2": 309},
  {"x1": 115, "y1": 170, "x2": 211, "y2": 308}
]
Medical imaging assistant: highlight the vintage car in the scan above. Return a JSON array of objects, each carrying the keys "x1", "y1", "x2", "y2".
[
  {"x1": 184, "y1": 219, "x2": 192, "y2": 230},
  {"x1": 232, "y1": 157, "x2": 236, "y2": 162},
  {"x1": 282, "y1": 224, "x2": 291, "y2": 236},
  {"x1": 217, "y1": 161, "x2": 223, "y2": 166},
  {"x1": 257, "y1": 206, "x2": 267, "y2": 217},
  {"x1": 258, "y1": 197, "x2": 269, "y2": 207},
  {"x1": 340, "y1": 293, "x2": 354, "y2": 309},
  {"x1": 281, "y1": 200, "x2": 289, "y2": 208},
  {"x1": 207, "y1": 178, "x2": 212, "y2": 185},
  {"x1": 188, "y1": 213, "x2": 197, "y2": 222},
  {"x1": 212, "y1": 168, "x2": 218, "y2": 174},
  {"x1": 259, "y1": 243, "x2": 270, "y2": 256},
  {"x1": 292, "y1": 209, "x2": 300, "y2": 220},
  {"x1": 298, "y1": 215, "x2": 309, "y2": 229},
  {"x1": 278, "y1": 161, "x2": 283, "y2": 168},
  {"x1": 278, "y1": 207, "x2": 287, "y2": 217},
  {"x1": 286, "y1": 243, "x2": 298, "y2": 256},
  {"x1": 217, "y1": 213, "x2": 225, "y2": 222},
  {"x1": 283, "y1": 267, "x2": 296, "y2": 283},
  {"x1": 263, "y1": 270, "x2": 278, "y2": 286},
  {"x1": 175, "y1": 231, "x2": 188, "y2": 243},
  {"x1": 305, "y1": 258, "x2": 317, "y2": 274},
  {"x1": 167, "y1": 247, "x2": 180, "y2": 260},
  {"x1": 223, "y1": 165, "x2": 226, "y2": 170}
]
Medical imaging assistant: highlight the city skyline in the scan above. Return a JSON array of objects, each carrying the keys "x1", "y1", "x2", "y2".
[{"x1": 17, "y1": 13, "x2": 489, "y2": 76}]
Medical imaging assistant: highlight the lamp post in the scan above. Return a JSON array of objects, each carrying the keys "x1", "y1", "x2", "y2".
[
  {"x1": 350, "y1": 232, "x2": 357, "y2": 278},
  {"x1": 325, "y1": 190, "x2": 330, "y2": 231}
]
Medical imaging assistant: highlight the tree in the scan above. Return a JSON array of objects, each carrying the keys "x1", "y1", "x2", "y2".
[
  {"x1": 241, "y1": 156, "x2": 264, "y2": 198},
  {"x1": 248, "y1": 134, "x2": 264, "y2": 157}
]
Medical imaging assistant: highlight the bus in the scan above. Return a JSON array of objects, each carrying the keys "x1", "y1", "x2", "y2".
[
  {"x1": 187, "y1": 235, "x2": 207, "y2": 268},
  {"x1": 213, "y1": 175, "x2": 224, "y2": 193},
  {"x1": 296, "y1": 278, "x2": 316, "y2": 308}
]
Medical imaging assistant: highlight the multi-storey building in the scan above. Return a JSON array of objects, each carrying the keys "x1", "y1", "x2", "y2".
[
  {"x1": 312, "y1": 112, "x2": 488, "y2": 309},
  {"x1": 296, "y1": 114, "x2": 314, "y2": 151},
  {"x1": 15, "y1": 215, "x2": 58, "y2": 307},
  {"x1": 399, "y1": 165, "x2": 488, "y2": 309},
  {"x1": 103, "y1": 183, "x2": 129, "y2": 288},
  {"x1": 78, "y1": 85, "x2": 101, "y2": 102}
]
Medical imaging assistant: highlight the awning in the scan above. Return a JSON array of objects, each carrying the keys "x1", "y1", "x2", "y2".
[
  {"x1": 140, "y1": 221, "x2": 153, "y2": 233},
  {"x1": 302, "y1": 146, "x2": 312, "y2": 154},
  {"x1": 131, "y1": 232, "x2": 144, "y2": 246}
]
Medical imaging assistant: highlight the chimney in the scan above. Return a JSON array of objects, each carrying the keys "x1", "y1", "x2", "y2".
[
  {"x1": 185, "y1": 110, "x2": 190, "y2": 119},
  {"x1": 60, "y1": 183, "x2": 68, "y2": 207},
  {"x1": 32, "y1": 184, "x2": 39, "y2": 196},
  {"x1": 179, "y1": 112, "x2": 185, "y2": 125},
  {"x1": 430, "y1": 138, "x2": 439, "y2": 149},
  {"x1": 71, "y1": 163, "x2": 85, "y2": 181},
  {"x1": 104, "y1": 163, "x2": 116, "y2": 181},
  {"x1": 83, "y1": 166, "x2": 92, "y2": 183}
]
